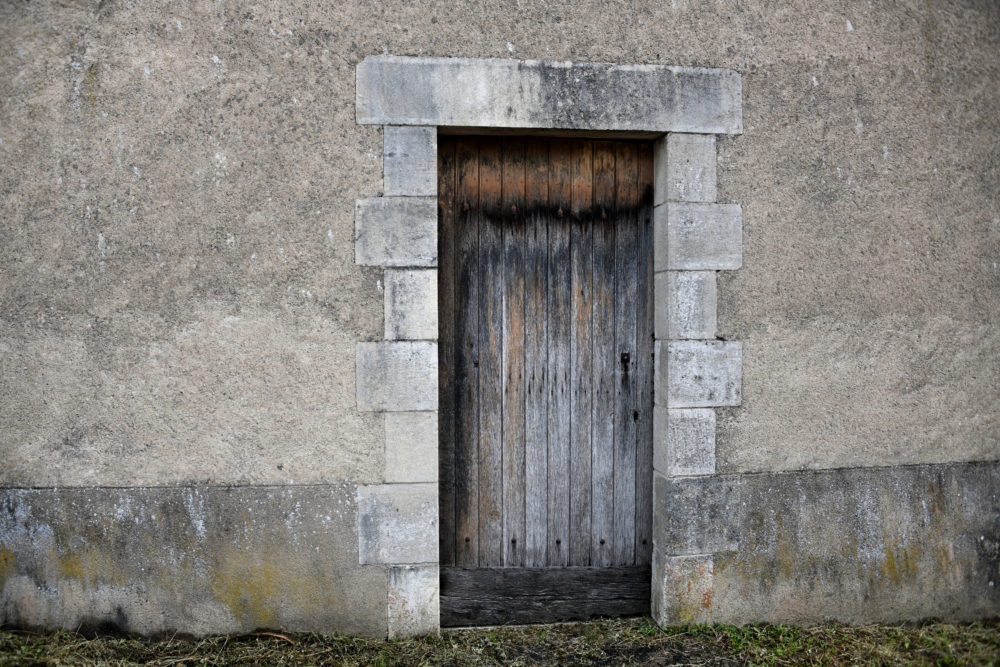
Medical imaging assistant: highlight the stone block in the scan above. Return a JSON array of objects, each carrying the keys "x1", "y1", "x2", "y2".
[
  {"x1": 385, "y1": 412, "x2": 438, "y2": 483},
  {"x1": 656, "y1": 340, "x2": 741, "y2": 408},
  {"x1": 357, "y1": 56, "x2": 742, "y2": 134},
  {"x1": 384, "y1": 269, "x2": 438, "y2": 340},
  {"x1": 653, "y1": 473, "x2": 741, "y2": 555},
  {"x1": 388, "y1": 565, "x2": 440, "y2": 637},
  {"x1": 655, "y1": 271, "x2": 717, "y2": 340},
  {"x1": 355, "y1": 197, "x2": 437, "y2": 267},
  {"x1": 384, "y1": 126, "x2": 437, "y2": 196},
  {"x1": 652, "y1": 552, "x2": 715, "y2": 626},
  {"x1": 654, "y1": 202, "x2": 742, "y2": 271},
  {"x1": 356, "y1": 342, "x2": 438, "y2": 412},
  {"x1": 654, "y1": 133, "x2": 717, "y2": 205},
  {"x1": 357, "y1": 483, "x2": 438, "y2": 564},
  {"x1": 654, "y1": 406, "x2": 716, "y2": 476}
]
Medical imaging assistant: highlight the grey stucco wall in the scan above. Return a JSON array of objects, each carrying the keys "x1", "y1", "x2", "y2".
[
  {"x1": 1, "y1": 1, "x2": 996, "y2": 485},
  {"x1": 0, "y1": 0, "x2": 998, "y2": 635}
]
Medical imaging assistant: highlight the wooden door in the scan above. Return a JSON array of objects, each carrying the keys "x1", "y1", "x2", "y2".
[{"x1": 438, "y1": 135, "x2": 654, "y2": 626}]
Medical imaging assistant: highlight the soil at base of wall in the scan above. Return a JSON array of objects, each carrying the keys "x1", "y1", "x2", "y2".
[{"x1": 1, "y1": 617, "x2": 998, "y2": 666}]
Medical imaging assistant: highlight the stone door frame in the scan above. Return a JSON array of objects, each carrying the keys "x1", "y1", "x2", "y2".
[{"x1": 352, "y1": 55, "x2": 743, "y2": 637}]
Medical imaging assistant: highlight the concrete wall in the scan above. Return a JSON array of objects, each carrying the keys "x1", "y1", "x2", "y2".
[{"x1": 1, "y1": 0, "x2": 998, "y2": 635}]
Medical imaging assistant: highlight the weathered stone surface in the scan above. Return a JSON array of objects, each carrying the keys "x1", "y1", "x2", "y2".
[
  {"x1": 655, "y1": 271, "x2": 717, "y2": 340},
  {"x1": 706, "y1": 461, "x2": 1000, "y2": 625},
  {"x1": 357, "y1": 484, "x2": 438, "y2": 565},
  {"x1": 654, "y1": 133, "x2": 717, "y2": 204},
  {"x1": 384, "y1": 269, "x2": 438, "y2": 340},
  {"x1": 355, "y1": 197, "x2": 437, "y2": 267},
  {"x1": 653, "y1": 473, "x2": 741, "y2": 555},
  {"x1": 657, "y1": 340, "x2": 742, "y2": 407},
  {"x1": 357, "y1": 56, "x2": 742, "y2": 134},
  {"x1": 384, "y1": 126, "x2": 437, "y2": 197},
  {"x1": 652, "y1": 552, "x2": 715, "y2": 625},
  {"x1": 356, "y1": 342, "x2": 438, "y2": 412},
  {"x1": 385, "y1": 412, "x2": 438, "y2": 483},
  {"x1": 654, "y1": 406, "x2": 716, "y2": 476},
  {"x1": 654, "y1": 202, "x2": 742, "y2": 271},
  {"x1": 0, "y1": 486, "x2": 387, "y2": 636},
  {"x1": 388, "y1": 565, "x2": 440, "y2": 637}
]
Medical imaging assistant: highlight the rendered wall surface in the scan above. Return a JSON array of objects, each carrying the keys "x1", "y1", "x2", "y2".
[{"x1": 1, "y1": 0, "x2": 998, "y2": 635}]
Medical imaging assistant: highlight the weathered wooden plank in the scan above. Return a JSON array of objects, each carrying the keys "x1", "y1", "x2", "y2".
[
  {"x1": 501, "y1": 137, "x2": 526, "y2": 567},
  {"x1": 634, "y1": 143, "x2": 655, "y2": 567},
  {"x1": 454, "y1": 137, "x2": 481, "y2": 567},
  {"x1": 477, "y1": 136, "x2": 504, "y2": 567},
  {"x1": 438, "y1": 135, "x2": 457, "y2": 566},
  {"x1": 590, "y1": 142, "x2": 616, "y2": 567},
  {"x1": 440, "y1": 566, "x2": 650, "y2": 626},
  {"x1": 523, "y1": 137, "x2": 549, "y2": 568},
  {"x1": 613, "y1": 142, "x2": 639, "y2": 566},
  {"x1": 569, "y1": 140, "x2": 594, "y2": 566},
  {"x1": 546, "y1": 138, "x2": 573, "y2": 567}
]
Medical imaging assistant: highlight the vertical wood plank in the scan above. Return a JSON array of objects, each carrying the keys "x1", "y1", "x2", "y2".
[
  {"x1": 454, "y1": 137, "x2": 481, "y2": 567},
  {"x1": 502, "y1": 137, "x2": 527, "y2": 567},
  {"x1": 478, "y1": 136, "x2": 505, "y2": 567},
  {"x1": 546, "y1": 138, "x2": 573, "y2": 567},
  {"x1": 613, "y1": 142, "x2": 639, "y2": 566},
  {"x1": 523, "y1": 137, "x2": 549, "y2": 567},
  {"x1": 568, "y1": 140, "x2": 594, "y2": 566},
  {"x1": 634, "y1": 143, "x2": 655, "y2": 567},
  {"x1": 590, "y1": 141, "x2": 616, "y2": 567},
  {"x1": 438, "y1": 135, "x2": 457, "y2": 567}
]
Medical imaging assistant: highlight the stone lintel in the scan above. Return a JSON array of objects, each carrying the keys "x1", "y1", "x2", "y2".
[{"x1": 357, "y1": 56, "x2": 742, "y2": 134}]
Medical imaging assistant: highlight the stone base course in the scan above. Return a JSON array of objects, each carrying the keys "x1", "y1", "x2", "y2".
[
  {"x1": 655, "y1": 460, "x2": 1000, "y2": 626},
  {"x1": 0, "y1": 486, "x2": 387, "y2": 637}
]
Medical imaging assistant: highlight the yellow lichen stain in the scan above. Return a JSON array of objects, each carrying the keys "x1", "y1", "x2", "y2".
[
  {"x1": 84, "y1": 62, "x2": 98, "y2": 108},
  {"x1": 53, "y1": 548, "x2": 127, "y2": 588},
  {"x1": 210, "y1": 549, "x2": 281, "y2": 629},
  {"x1": 0, "y1": 548, "x2": 15, "y2": 584},
  {"x1": 774, "y1": 516, "x2": 796, "y2": 579},
  {"x1": 880, "y1": 532, "x2": 919, "y2": 585},
  {"x1": 57, "y1": 551, "x2": 85, "y2": 580}
]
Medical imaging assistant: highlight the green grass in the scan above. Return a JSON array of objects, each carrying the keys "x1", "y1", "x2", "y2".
[{"x1": 1, "y1": 617, "x2": 997, "y2": 665}]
